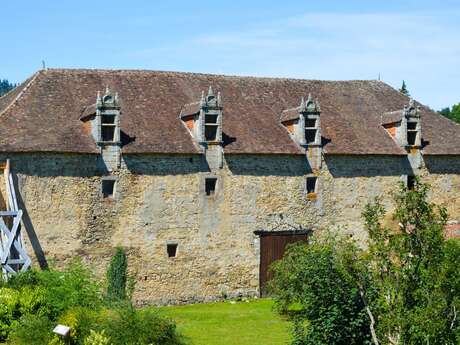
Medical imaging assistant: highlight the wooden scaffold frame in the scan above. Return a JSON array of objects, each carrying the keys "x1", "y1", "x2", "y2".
[{"x1": 0, "y1": 159, "x2": 31, "y2": 278}]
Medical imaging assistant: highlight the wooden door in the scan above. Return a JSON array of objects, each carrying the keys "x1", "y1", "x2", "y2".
[{"x1": 259, "y1": 232, "x2": 308, "y2": 296}]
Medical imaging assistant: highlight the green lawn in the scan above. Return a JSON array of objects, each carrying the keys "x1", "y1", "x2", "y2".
[{"x1": 158, "y1": 298, "x2": 291, "y2": 345}]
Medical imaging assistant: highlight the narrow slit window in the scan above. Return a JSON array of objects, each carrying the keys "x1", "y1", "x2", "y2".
[
  {"x1": 205, "y1": 178, "x2": 217, "y2": 196},
  {"x1": 167, "y1": 243, "x2": 178, "y2": 258},
  {"x1": 102, "y1": 179, "x2": 116, "y2": 198},
  {"x1": 407, "y1": 175, "x2": 416, "y2": 191},
  {"x1": 306, "y1": 177, "x2": 317, "y2": 194}
]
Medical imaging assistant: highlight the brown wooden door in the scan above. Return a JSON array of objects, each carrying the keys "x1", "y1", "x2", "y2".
[{"x1": 259, "y1": 232, "x2": 308, "y2": 296}]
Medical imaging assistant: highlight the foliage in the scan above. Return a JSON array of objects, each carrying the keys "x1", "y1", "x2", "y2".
[
  {"x1": 0, "y1": 79, "x2": 16, "y2": 97},
  {"x1": 6, "y1": 314, "x2": 54, "y2": 345},
  {"x1": 439, "y1": 103, "x2": 460, "y2": 123},
  {"x1": 106, "y1": 247, "x2": 128, "y2": 303},
  {"x1": 362, "y1": 178, "x2": 459, "y2": 344},
  {"x1": 101, "y1": 306, "x2": 183, "y2": 345},
  {"x1": 269, "y1": 238, "x2": 372, "y2": 345},
  {"x1": 271, "y1": 179, "x2": 460, "y2": 345},
  {"x1": 399, "y1": 80, "x2": 410, "y2": 96},
  {"x1": 84, "y1": 330, "x2": 112, "y2": 345},
  {"x1": 0, "y1": 259, "x2": 184, "y2": 345}
]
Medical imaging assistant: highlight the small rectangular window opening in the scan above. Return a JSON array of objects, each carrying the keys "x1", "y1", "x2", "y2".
[
  {"x1": 407, "y1": 131, "x2": 417, "y2": 146},
  {"x1": 306, "y1": 177, "x2": 317, "y2": 194},
  {"x1": 305, "y1": 129, "x2": 317, "y2": 144},
  {"x1": 167, "y1": 243, "x2": 178, "y2": 258},
  {"x1": 102, "y1": 179, "x2": 116, "y2": 198},
  {"x1": 205, "y1": 114, "x2": 218, "y2": 124},
  {"x1": 407, "y1": 175, "x2": 416, "y2": 191},
  {"x1": 101, "y1": 115, "x2": 116, "y2": 124},
  {"x1": 305, "y1": 119, "x2": 317, "y2": 128},
  {"x1": 205, "y1": 178, "x2": 217, "y2": 196},
  {"x1": 205, "y1": 125, "x2": 218, "y2": 141},
  {"x1": 101, "y1": 126, "x2": 115, "y2": 141},
  {"x1": 407, "y1": 122, "x2": 417, "y2": 146}
]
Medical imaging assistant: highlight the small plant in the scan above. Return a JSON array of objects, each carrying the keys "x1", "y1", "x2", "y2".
[
  {"x1": 106, "y1": 247, "x2": 128, "y2": 302},
  {"x1": 84, "y1": 330, "x2": 112, "y2": 345}
]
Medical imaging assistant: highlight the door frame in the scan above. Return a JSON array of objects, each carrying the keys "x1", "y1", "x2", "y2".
[{"x1": 255, "y1": 229, "x2": 311, "y2": 296}]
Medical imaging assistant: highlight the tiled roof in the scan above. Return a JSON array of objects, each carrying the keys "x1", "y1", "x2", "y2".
[
  {"x1": 0, "y1": 68, "x2": 459, "y2": 155},
  {"x1": 280, "y1": 107, "x2": 301, "y2": 122},
  {"x1": 180, "y1": 102, "x2": 201, "y2": 117},
  {"x1": 381, "y1": 110, "x2": 403, "y2": 125}
]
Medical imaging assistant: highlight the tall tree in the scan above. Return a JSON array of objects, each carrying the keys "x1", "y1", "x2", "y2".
[
  {"x1": 270, "y1": 180, "x2": 460, "y2": 345},
  {"x1": 0, "y1": 79, "x2": 16, "y2": 97},
  {"x1": 439, "y1": 103, "x2": 460, "y2": 124},
  {"x1": 399, "y1": 80, "x2": 410, "y2": 96}
]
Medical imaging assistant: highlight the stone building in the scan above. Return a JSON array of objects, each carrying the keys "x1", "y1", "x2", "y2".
[{"x1": 0, "y1": 68, "x2": 459, "y2": 304}]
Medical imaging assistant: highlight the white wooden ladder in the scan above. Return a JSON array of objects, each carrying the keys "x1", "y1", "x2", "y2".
[{"x1": 0, "y1": 159, "x2": 31, "y2": 278}]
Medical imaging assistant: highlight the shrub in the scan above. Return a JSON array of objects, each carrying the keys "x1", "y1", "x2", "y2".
[
  {"x1": 6, "y1": 314, "x2": 53, "y2": 345},
  {"x1": 270, "y1": 239, "x2": 372, "y2": 345},
  {"x1": 101, "y1": 305, "x2": 184, "y2": 345},
  {"x1": 106, "y1": 247, "x2": 128, "y2": 302}
]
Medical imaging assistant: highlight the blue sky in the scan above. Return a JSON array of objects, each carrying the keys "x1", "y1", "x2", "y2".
[{"x1": 2, "y1": 0, "x2": 459, "y2": 109}]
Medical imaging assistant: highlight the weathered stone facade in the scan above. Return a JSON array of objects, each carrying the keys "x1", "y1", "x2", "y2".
[{"x1": 3, "y1": 152, "x2": 459, "y2": 305}]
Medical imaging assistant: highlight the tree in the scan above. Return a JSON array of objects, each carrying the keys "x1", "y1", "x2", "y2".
[
  {"x1": 270, "y1": 180, "x2": 460, "y2": 344},
  {"x1": 399, "y1": 80, "x2": 410, "y2": 96},
  {"x1": 439, "y1": 104, "x2": 460, "y2": 124},
  {"x1": 106, "y1": 247, "x2": 128, "y2": 302},
  {"x1": 0, "y1": 79, "x2": 16, "y2": 97}
]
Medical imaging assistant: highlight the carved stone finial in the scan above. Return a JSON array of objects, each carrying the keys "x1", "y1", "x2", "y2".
[
  {"x1": 316, "y1": 99, "x2": 321, "y2": 112},
  {"x1": 217, "y1": 92, "x2": 222, "y2": 105},
  {"x1": 200, "y1": 90, "x2": 206, "y2": 106},
  {"x1": 300, "y1": 97, "x2": 305, "y2": 110},
  {"x1": 409, "y1": 98, "x2": 415, "y2": 108},
  {"x1": 208, "y1": 85, "x2": 214, "y2": 97},
  {"x1": 96, "y1": 91, "x2": 102, "y2": 105},
  {"x1": 404, "y1": 98, "x2": 420, "y2": 118},
  {"x1": 115, "y1": 92, "x2": 119, "y2": 103},
  {"x1": 305, "y1": 93, "x2": 319, "y2": 113},
  {"x1": 105, "y1": 86, "x2": 110, "y2": 95}
]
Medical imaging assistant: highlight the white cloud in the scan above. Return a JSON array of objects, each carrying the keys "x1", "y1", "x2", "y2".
[{"x1": 128, "y1": 10, "x2": 460, "y2": 109}]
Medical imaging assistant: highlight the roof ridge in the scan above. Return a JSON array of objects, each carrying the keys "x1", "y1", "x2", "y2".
[
  {"x1": 44, "y1": 67, "x2": 381, "y2": 84},
  {"x1": 0, "y1": 71, "x2": 42, "y2": 119}
]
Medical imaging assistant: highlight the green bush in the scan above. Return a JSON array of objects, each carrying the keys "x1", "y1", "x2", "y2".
[
  {"x1": 270, "y1": 239, "x2": 372, "y2": 345},
  {"x1": 101, "y1": 305, "x2": 184, "y2": 345},
  {"x1": 0, "y1": 259, "x2": 184, "y2": 345},
  {"x1": 6, "y1": 314, "x2": 54, "y2": 345}
]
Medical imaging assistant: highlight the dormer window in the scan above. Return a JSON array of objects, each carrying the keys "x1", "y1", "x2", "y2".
[
  {"x1": 381, "y1": 99, "x2": 422, "y2": 149},
  {"x1": 180, "y1": 86, "x2": 223, "y2": 144},
  {"x1": 281, "y1": 94, "x2": 321, "y2": 147}
]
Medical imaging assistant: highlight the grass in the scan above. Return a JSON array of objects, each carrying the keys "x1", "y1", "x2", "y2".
[{"x1": 158, "y1": 298, "x2": 291, "y2": 345}]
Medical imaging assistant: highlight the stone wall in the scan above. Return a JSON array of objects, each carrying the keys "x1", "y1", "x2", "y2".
[{"x1": 1, "y1": 152, "x2": 459, "y2": 305}]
